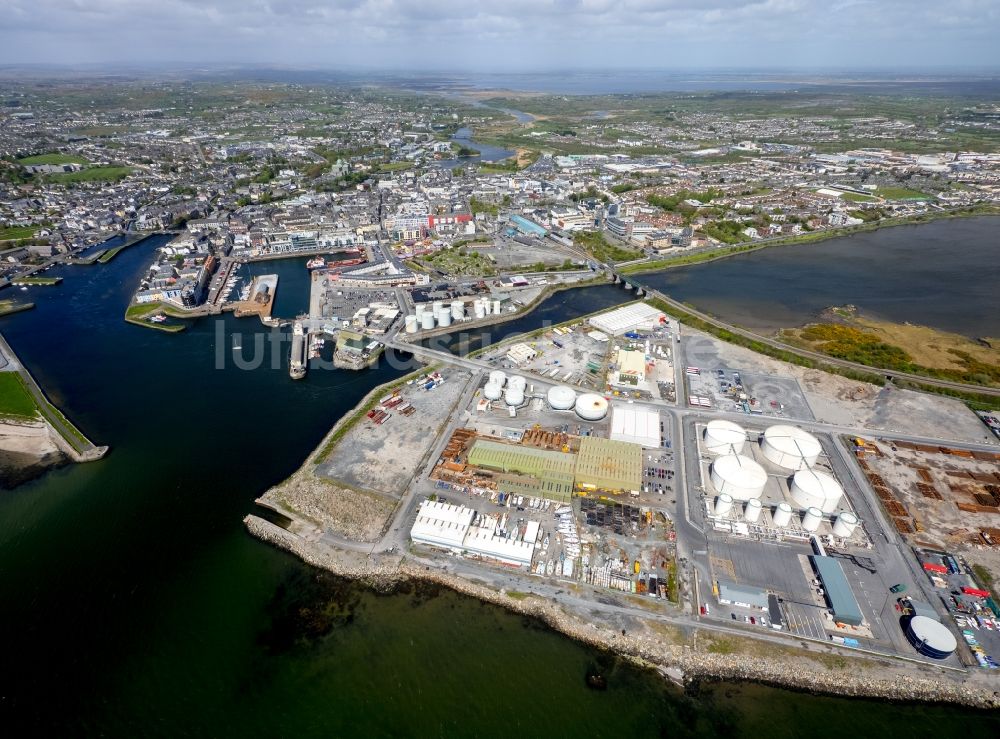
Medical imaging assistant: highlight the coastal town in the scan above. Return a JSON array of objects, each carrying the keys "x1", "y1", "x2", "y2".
[{"x1": 2, "y1": 77, "x2": 1000, "y2": 709}]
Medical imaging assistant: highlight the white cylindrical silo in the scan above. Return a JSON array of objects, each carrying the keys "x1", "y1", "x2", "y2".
[
  {"x1": 437, "y1": 309, "x2": 452, "y2": 327},
  {"x1": 504, "y1": 386, "x2": 525, "y2": 406},
  {"x1": 547, "y1": 385, "x2": 576, "y2": 410},
  {"x1": 404, "y1": 314, "x2": 418, "y2": 334},
  {"x1": 714, "y1": 493, "x2": 734, "y2": 517},
  {"x1": 703, "y1": 420, "x2": 746, "y2": 455},
  {"x1": 420, "y1": 312, "x2": 436, "y2": 330},
  {"x1": 450, "y1": 300, "x2": 464, "y2": 320},
  {"x1": 761, "y1": 425, "x2": 821, "y2": 471},
  {"x1": 508, "y1": 375, "x2": 527, "y2": 391},
  {"x1": 415, "y1": 303, "x2": 426, "y2": 317},
  {"x1": 773, "y1": 502, "x2": 793, "y2": 528},
  {"x1": 709, "y1": 454, "x2": 767, "y2": 501},
  {"x1": 432, "y1": 300, "x2": 443, "y2": 315},
  {"x1": 832, "y1": 512, "x2": 859, "y2": 538},
  {"x1": 493, "y1": 299, "x2": 501, "y2": 315},
  {"x1": 483, "y1": 382, "x2": 503, "y2": 401},
  {"x1": 474, "y1": 301, "x2": 486, "y2": 319},
  {"x1": 489, "y1": 370, "x2": 507, "y2": 387},
  {"x1": 575, "y1": 393, "x2": 608, "y2": 421},
  {"x1": 790, "y1": 469, "x2": 844, "y2": 513},
  {"x1": 744, "y1": 498, "x2": 763, "y2": 523},
  {"x1": 802, "y1": 507, "x2": 823, "y2": 532}
]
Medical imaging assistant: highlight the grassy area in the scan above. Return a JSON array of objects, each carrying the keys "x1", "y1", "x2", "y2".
[
  {"x1": 665, "y1": 557, "x2": 679, "y2": 603},
  {"x1": 573, "y1": 230, "x2": 642, "y2": 264},
  {"x1": 421, "y1": 247, "x2": 497, "y2": 277},
  {"x1": 48, "y1": 166, "x2": 132, "y2": 184},
  {"x1": 0, "y1": 300, "x2": 34, "y2": 317},
  {"x1": 840, "y1": 192, "x2": 878, "y2": 203},
  {"x1": 124, "y1": 302, "x2": 190, "y2": 333},
  {"x1": 375, "y1": 161, "x2": 413, "y2": 172},
  {"x1": 788, "y1": 323, "x2": 1000, "y2": 388},
  {"x1": 97, "y1": 246, "x2": 126, "y2": 263},
  {"x1": 0, "y1": 372, "x2": 40, "y2": 421},
  {"x1": 876, "y1": 186, "x2": 930, "y2": 200},
  {"x1": 17, "y1": 153, "x2": 88, "y2": 166},
  {"x1": 0, "y1": 226, "x2": 39, "y2": 241},
  {"x1": 12, "y1": 276, "x2": 61, "y2": 286}
]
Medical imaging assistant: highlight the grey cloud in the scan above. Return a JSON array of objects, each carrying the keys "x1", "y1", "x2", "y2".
[{"x1": 1, "y1": 0, "x2": 997, "y2": 68}]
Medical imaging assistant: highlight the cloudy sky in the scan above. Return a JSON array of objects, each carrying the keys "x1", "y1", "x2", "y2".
[{"x1": 2, "y1": 0, "x2": 998, "y2": 70}]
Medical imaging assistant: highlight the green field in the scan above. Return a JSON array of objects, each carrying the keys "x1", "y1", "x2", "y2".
[
  {"x1": 840, "y1": 192, "x2": 878, "y2": 203},
  {"x1": 12, "y1": 276, "x2": 62, "y2": 286},
  {"x1": 48, "y1": 166, "x2": 132, "y2": 184},
  {"x1": 0, "y1": 226, "x2": 38, "y2": 241},
  {"x1": 0, "y1": 372, "x2": 40, "y2": 421},
  {"x1": 17, "y1": 153, "x2": 89, "y2": 166},
  {"x1": 876, "y1": 186, "x2": 930, "y2": 200}
]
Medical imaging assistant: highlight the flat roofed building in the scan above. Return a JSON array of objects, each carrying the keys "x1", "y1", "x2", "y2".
[
  {"x1": 610, "y1": 406, "x2": 660, "y2": 448},
  {"x1": 810, "y1": 555, "x2": 864, "y2": 626},
  {"x1": 574, "y1": 436, "x2": 642, "y2": 496},
  {"x1": 717, "y1": 581, "x2": 768, "y2": 610},
  {"x1": 588, "y1": 302, "x2": 666, "y2": 335},
  {"x1": 468, "y1": 440, "x2": 576, "y2": 502},
  {"x1": 614, "y1": 348, "x2": 646, "y2": 385},
  {"x1": 767, "y1": 593, "x2": 784, "y2": 630},
  {"x1": 505, "y1": 343, "x2": 537, "y2": 366},
  {"x1": 462, "y1": 526, "x2": 534, "y2": 566},
  {"x1": 410, "y1": 500, "x2": 475, "y2": 550}
]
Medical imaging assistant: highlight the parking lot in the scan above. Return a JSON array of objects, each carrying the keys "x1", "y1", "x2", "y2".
[{"x1": 683, "y1": 335, "x2": 814, "y2": 420}]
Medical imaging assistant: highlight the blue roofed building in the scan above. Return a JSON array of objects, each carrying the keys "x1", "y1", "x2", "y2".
[{"x1": 810, "y1": 555, "x2": 864, "y2": 626}]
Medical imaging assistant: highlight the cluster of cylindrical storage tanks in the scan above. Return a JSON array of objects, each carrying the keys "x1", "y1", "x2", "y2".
[
  {"x1": 483, "y1": 372, "x2": 528, "y2": 407},
  {"x1": 704, "y1": 421, "x2": 823, "y2": 472},
  {"x1": 406, "y1": 299, "x2": 502, "y2": 333},
  {"x1": 713, "y1": 496, "x2": 860, "y2": 536}
]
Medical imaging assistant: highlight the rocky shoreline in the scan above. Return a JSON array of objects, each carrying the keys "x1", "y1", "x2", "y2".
[{"x1": 245, "y1": 515, "x2": 1000, "y2": 710}]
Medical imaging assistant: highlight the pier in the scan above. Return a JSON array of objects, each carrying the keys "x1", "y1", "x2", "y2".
[{"x1": 232, "y1": 274, "x2": 279, "y2": 321}]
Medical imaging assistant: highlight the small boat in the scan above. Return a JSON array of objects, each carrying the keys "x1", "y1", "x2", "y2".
[
  {"x1": 306, "y1": 257, "x2": 326, "y2": 270},
  {"x1": 19, "y1": 286, "x2": 27, "y2": 291}
]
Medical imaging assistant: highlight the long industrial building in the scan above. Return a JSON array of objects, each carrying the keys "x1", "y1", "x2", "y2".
[
  {"x1": 810, "y1": 554, "x2": 864, "y2": 626},
  {"x1": 410, "y1": 499, "x2": 535, "y2": 566}
]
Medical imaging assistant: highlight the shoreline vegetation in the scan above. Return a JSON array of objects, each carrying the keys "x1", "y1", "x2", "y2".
[{"x1": 123, "y1": 302, "x2": 192, "y2": 333}]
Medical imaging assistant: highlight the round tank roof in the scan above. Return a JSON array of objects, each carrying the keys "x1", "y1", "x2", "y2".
[
  {"x1": 777, "y1": 502, "x2": 792, "y2": 512},
  {"x1": 546, "y1": 385, "x2": 577, "y2": 410},
  {"x1": 704, "y1": 420, "x2": 746, "y2": 453},
  {"x1": 746, "y1": 498, "x2": 763, "y2": 508},
  {"x1": 908, "y1": 616, "x2": 957, "y2": 655},
  {"x1": 483, "y1": 382, "x2": 503, "y2": 401},
  {"x1": 712, "y1": 454, "x2": 768, "y2": 489},
  {"x1": 763, "y1": 425, "x2": 821, "y2": 456},
  {"x1": 790, "y1": 468, "x2": 844, "y2": 513},
  {"x1": 838, "y1": 512, "x2": 859, "y2": 524},
  {"x1": 575, "y1": 393, "x2": 609, "y2": 421}
]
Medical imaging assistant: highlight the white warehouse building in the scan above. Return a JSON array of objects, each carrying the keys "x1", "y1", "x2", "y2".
[
  {"x1": 610, "y1": 406, "x2": 661, "y2": 448},
  {"x1": 410, "y1": 500, "x2": 535, "y2": 567}
]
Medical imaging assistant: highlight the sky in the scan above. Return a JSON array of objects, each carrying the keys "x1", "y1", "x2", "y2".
[{"x1": 2, "y1": 0, "x2": 999, "y2": 71}]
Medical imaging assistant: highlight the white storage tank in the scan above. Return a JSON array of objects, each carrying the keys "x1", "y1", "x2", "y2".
[
  {"x1": 483, "y1": 382, "x2": 503, "y2": 401},
  {"x1": 773, "y1": 502, "x2": 793, "y2": 528},
  {"x1": 832, "y1": 512, "x2": 859, "y2": 538},
  {"x1": 488, "y1": 370, "x2": 507, "y2": 388},
  {"x1": 474, "y1": 301, "x2": 486, "y2": 319},
  {"x1": 450, "y1": 301, "x2": 465, "y2": 320},
  {"x1": 703, "y1": 419, "x2": 746, "y2": 455},
  {"x1": 493, "y1": 300, "x2": 502, "y2": 315},
  {"x1": 437, "y1": 309, "x2": 452, "y2": 327},
  {"x1": 547, "y1": 385, "x2": 577, "y2": 411},
  {"x1": 906, "y1": 615, "x2": 957, "y2": 659},
  {"x1": 714, "y1": 493, "x2": 734, "y2": 517},
  {"x1": 575, "y1": 393, "x2": 609, "y2": 421},
  {"x1": 415, "y1": 304, "x2": 426, "y2": 317},
  {"x1": 404, "y1": 314, "x2": 418, "y2": 334},
  {"x1": 508, "y1": 375, "x2": 527, "y2": 391},
  {"x1": 709, "y1": 454, "x2": 767, "y2": 501},
  {"x1": 744, "y1": 498, "x2": 763, "y2": 523},
  {"x1": 432, "y1": 300, "x2": 443, "y2": 315},
  {"x1": 504, "y1": 386, "x2": 525, "y2": 406},
  {"x1": 802, "y1": 507, "x2": 824, "y2": 532},
  {"x1": 761, "y1": 425, "x2": 821, "y2": 471},
  {"x1": 420, "y1": 312, "x2": 436, "y2": 330},
  {"x1": 790, "y1": 469, "x2": 844, "y2": 513}
]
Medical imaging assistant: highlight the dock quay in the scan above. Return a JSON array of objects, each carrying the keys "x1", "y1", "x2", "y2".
[
  {"x1": 0, "y1": 332, "x2": 107, "y2": 462},
  {"x1": 233, "y1": 274, "x2": 278, "y2": 320},
  {"x1": 289, "y1": 321, "x2": 307, "y2": 379}
]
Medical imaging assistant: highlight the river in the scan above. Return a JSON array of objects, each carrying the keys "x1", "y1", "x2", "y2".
[
  {"x1": 435, "y1": 126, "x2": 515, "y2": 169},
  {"x1": 0, "y1": 238, "x2": 997, "y2": 734},
  {"x1": 639, "y1": 216, "x2": 1000, "y2": 338}
]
